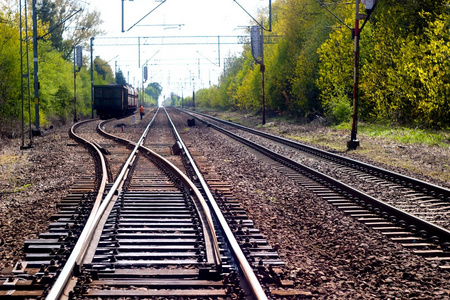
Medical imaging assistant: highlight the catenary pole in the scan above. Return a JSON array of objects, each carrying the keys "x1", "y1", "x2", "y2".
[
  {"x1": 348, "y1": 0, "x2": 361, "y2": 150},
  {"x1": 74, "y1": 47, "x2": 77, "y2": 122},
  {"x1": 261, "y1": 25, "x2": 265, "y2": 125},
  {"x1": 91, "y1": 37, "x2": 95, "y2": 118},
  {"x1": 32, "y1": 0, "x2": 40, "y2": 132}
]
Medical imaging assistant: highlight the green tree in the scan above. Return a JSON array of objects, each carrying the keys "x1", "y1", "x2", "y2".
[
  {"x1": 94, "y1": 56, "x2": 115, "y2": 83},
  {"x1": 362, "y1": 8, "x2": 450, "y2": 127},
  {"x1": 0, "y1": 9, "x2": 22, "y2": 127},
  {"x1": 37, "y1": 0, "x2": 104, "y2": 59},
  {"x1": 0, "y1": 0, "x2": 125, "y2": 134},
  {"x1": 316, "y1": 16, "x2": 354, "y2": 121},
  {"x1": 265, "y1": 0, "x2": 328, "y2": 118},
  {"x1": 196, "y1": 0, "x2": 331, "y2": 120},
  {"x1": 220, "y1": 55, "x2": 246, "y2": 110},
  {"x1": 115, "y1": 70, "x2": 127, "y2": 85},
  {"x1": 144, "y1": 82, "x2": 163, "y2": 103}
]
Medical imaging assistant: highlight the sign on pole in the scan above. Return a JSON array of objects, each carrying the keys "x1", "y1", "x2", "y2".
[
  {"x1": 144, "y1": 66, "x2": 148, "y2": 82},
  {"x1": 76, "y1": 45, "x2": 83, "y2": 69},
  {"x1": 361, "y1": 0, "x2": 376, "y2": 11},
  {"x1": 251, "y1": 26, "x2": 262, "y2": 64}
]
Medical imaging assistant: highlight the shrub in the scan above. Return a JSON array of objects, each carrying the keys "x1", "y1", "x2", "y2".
[{"x1": 326, "y1": 91, "x2": 352, "y2": 125}]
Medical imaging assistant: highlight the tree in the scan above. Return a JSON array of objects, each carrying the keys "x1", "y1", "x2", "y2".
[
  {"x1": 0, "y1": 0, "x2": 125, "y2": 134},
  {"x1": 0, "y1": 8, "x2": 21, "y2": 124},
  {"x1": 37, "y1": 0, "x2": 104, "y2": 59},
  {"x1": 141, "y1": 82, "x2": 162, "y2": 106},
  {"x1": 316, "y1": 16, "x2": 354, "y2": 121},
  {"x1": 362, "y1": 8, "x2": 450, "y2": 127},
  {"x1": 115, "y1": 70, "x2": 127, "y2": 85},
  {"x1": 195, "y1": 0, "x2": 331, "y2": 119},
  {"x1": 94, "y1": 56, "x2": 114, "y2": 83},
  {"x1": 145, "y1": 82, "x2": 163, "y2": 100}
]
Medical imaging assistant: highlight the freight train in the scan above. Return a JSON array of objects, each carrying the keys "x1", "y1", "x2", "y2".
[{"x1": 93, "y1": 84, "x2": 138, "y2": 118}]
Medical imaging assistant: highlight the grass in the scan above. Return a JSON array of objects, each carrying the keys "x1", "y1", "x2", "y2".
[
  {"x1": 205, "y1": 108, "x2": 450, "y2": 148},
  {"x1": 286, "y1": 132, "x2": 348, "y2": 152},
  {"x1": 14, "y1": 183, "x2": 30, "y2": 193},
  {"x1": 0, "y1": 155, "x2": 21, "y2": 181},
  {"x1": 330, "y1": 122, "x2": 450, "y2": 148},
  {"x1": 357, "y1": 124, "x2": 450, "y2": 148},
  {"x1": 0, "y1": 154, "x2": 21, "y2": 165},
  {"x1": 0, "y1": 154, "x2": 29, "y2": 192}
]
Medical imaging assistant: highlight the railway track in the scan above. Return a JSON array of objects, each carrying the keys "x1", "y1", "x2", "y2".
[
  {"x1": 0, "y1": 108, "x2": 307, "y2": 299},
  {"x1": 180, "y1": 109, "x2": 450, "y2": 270}
]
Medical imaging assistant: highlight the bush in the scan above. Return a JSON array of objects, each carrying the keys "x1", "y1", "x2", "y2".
[{"x1": 326, "y1": 91, "x2": 352, "y2": 125}]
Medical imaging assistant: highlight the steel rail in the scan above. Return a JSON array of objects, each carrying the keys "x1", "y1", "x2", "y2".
[
  {"x1": 46, "y1": 119, "x2": 109, "y2": 300},
  {"x1": 164, "y1": 107, "x2": 268, "y2": 300},
  {"x1": 96, "y1": 109, "x2": 222, "y2": 268},
  {"x1": 46, "y1": 110, "x2": 159, "y2": 300},
  {"x1": 139, "y1": 144, "x2": 222, "y2": 267},
  {"x1": 183, "y1": 109, "x2": 450, "y2": 202},
  {"x1": 187, "y1": 115, "x2": 450, "y2": 250}
]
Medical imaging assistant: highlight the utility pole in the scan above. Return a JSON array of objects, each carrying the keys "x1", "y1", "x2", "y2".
[
  {"x1": 74, "y1": 45, "x2": 82, "y2": 122},
  {"x1": 347, "y1": 0, "x2": 377, "y2": 150},
  {"x1": 261, "y1": 25, "x2": 265, "y2": 125},
  {"x1": 237, "y1": 0, "x2": 272, "y2": 125},
  {"x1": 316, "y1": 0, "x2": 377, "y2": 150},
  {"x1": 74, "y1": 47, "x2": 78, "y2": 122},
  {"x1": 90, "y1": 37, "x2": 94, "y2": 118},
  {"x1": 347, "y1": 0, "x2": 361, "y2": 150},
  {"x1": 20, "y1": 0, "x2": 33, "y2": 149},
  {"x1": 251, "y1": 25, "x2": 266, "y2": 125},
  {"x1": 32, "y1": 0, "x2": 40, "y2": 133}
]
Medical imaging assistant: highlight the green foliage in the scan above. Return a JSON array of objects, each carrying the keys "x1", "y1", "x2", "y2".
[
  {"x1": 196, "y1": 0, "x2": 332, "y2": 120},
  {"x1": 94, "y1": 56, "x2": 115, "y2": 83},
  {"x1": 316, "y1": 17, "x2": 353, "y2": 116},
  {"x1": 37, "y1": 0, "x2": 104, "y2": 59},
  {"x1": 269, "y1": 0, "x2": 328, "y2": 117},
  {"x1": 317, "y1": 0, "x2": 450, "y2": 129},
  {"x1": 195, "y1": 88, "x2": 215, "y2": 108},
  {"x1": 53, "y1": 85, "x2": 72, "y2": 120},
  {"x1": 0, "y1": 0, "x2": 114, "y2": 131},
  {"x1": 115, "y1": 70, "x2": 127, "y2": 85},
  {"x1": 163, "y1": 93, "x2": 185, "y2": 107},
  {"x1": 0, "y1": 10, "x2": 21, "y2": 120},
  {"x1": 192, "y1": 0, "x2": 450, "y2": 129},
  {"x1": 360, "y1": 3, "x2": 450, "y2": 128},
  {"x1": 359, "y1": 123, "x2": 450, "y2": 147},
  {"x1": 143, "y1": 82, "x2": 162, "y2": 106},
  {"x1": 325, "y1": 89, "x2": 352, "y2": 125}
]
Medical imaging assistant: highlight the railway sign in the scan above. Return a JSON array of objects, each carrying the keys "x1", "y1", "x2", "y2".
[
  {"x1": 361, "y1": 0, "x2": 377, "y2": 11},
  {"x1": 144, "y1": 66, "x2": 148, "y2": 82},
  {"x1": 76, "y1": 45, "x2": 83, "y2": 70},
  {"x1": 251, "y1": 26, "x2": 262, "y2": 64}
]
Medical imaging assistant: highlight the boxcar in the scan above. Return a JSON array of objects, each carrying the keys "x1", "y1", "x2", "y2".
[{"x1": 94, "y1": 84, "x2": 137, "y2": 118}]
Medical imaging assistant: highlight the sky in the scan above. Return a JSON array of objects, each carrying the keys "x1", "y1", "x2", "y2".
[{"x1": 86, "y1": 0, "x2": 270, "y2": 101}]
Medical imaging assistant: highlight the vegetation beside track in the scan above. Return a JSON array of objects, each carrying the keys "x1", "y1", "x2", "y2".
[
  {"x1": 0, "y1": 0, "x2": 160, "y2": 138},
  {"x1": 179, "y1": 0, "x2": 450, "y2": 130}
]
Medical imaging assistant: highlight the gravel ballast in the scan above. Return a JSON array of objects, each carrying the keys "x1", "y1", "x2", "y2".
[
  {"x1": 0, "y1": 110, "x2": 449, "y2": 299},
  {"x1": 173, "y1": 111, "x2": 450, "y2": 299}
]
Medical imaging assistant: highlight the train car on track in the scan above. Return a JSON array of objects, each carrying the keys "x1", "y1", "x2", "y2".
[{"x1": 94, "y1": 84, "x2": 137, "y2": 118}]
